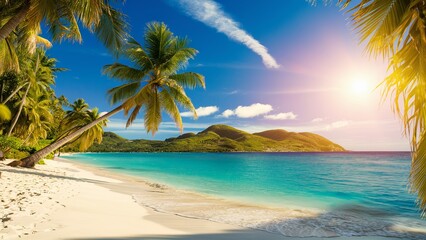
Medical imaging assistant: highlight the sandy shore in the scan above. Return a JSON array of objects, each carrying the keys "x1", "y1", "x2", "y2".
[
  {"x1": 0, "y1": 158, "x2": 419, "y2": 240},
  {"x1": 0, "y1": 159, "x2": 290, "y2": 240}
]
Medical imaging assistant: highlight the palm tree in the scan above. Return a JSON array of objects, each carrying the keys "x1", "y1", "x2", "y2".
[
  {"x1": 0, "y1": 0, "x2": 127, "y2": 55},
  {"x1": 18, "y1": 93, "x2": 54, "y2": 144},
  {"x1": 56, "y1": 99, "x2": 106, "y2": 152},
  {"x1": 61, "y1": 107, "x2": 107, "y2": 152},
  {"x1": 9, "y1": 22, "x2": 205, "y2": 168},
  {"x1": 7, "y1": 48, "x2": 61, "y2": 136}
]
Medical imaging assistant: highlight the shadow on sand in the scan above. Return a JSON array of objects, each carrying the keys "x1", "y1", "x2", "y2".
[{"x1": 0, "y1": 164, "x2": 108, "y2": 185}]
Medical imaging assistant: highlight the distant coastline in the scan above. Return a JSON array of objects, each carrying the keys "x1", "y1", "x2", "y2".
[{"x1": 65, "y1": 124, "x2": 346, "y2": 153}]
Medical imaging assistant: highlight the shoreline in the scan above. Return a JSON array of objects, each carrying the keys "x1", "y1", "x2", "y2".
[
  {"x1": 1, "y1": 157, "x2": 424, "y2": 239},
  {"x1": 1, "y1": 158, "x2": 288, "y2": 240}
]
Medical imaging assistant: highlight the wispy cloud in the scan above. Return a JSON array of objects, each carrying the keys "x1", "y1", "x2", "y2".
[
  {"x1": 312, "y1": 117, "x2": 324, "y2": 123},
  {"x1": 264, "y1": 112, "x2": 297, "y2": 120},
  {"x1": 173, "y1": 0, "x2": 280, "y2": 69},
  {"x1": 181, "y1": 106, "x2": 219, "y2": 117},
  {"x1": 225, "y1": 90, "x2": 239, "y2": 95}
]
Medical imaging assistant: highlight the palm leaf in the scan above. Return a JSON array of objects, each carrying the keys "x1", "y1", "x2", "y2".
[
  {"x1": 165, "y1": 81, "x2": 197, "y2": 119},
  {"x1": 124, "y1": 38, "x2": 154, "y2": 69},
  {"x1": 0, "y1": 103, "x2": 11, "y2": 121},
  {"x1": 412, "y1": 133, "x2": 426, "y2": 216},
  {"x1": 0, "y1": 37, "x2": 19, "y2": 74},
  {"x1": 103, "y1": 63, "x2": 146, "y2": 81},
  {"x1": 159, "y1": 89, "x2": 183, "y2": 132},
  {"x1": 169, "y1": 72, "x2": 205, "y2": 89},
  {"x1": 94, "y1": 6, "x2": 128, "y2": 57},
  {"x1": 144, "y1": 87, "x2": 161, "y2": 135},
  {"x1": 107, "y1": 81, "x2": 141, "y2": 105}
]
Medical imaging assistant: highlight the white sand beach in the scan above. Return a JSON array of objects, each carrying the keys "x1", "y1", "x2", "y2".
[
  {"x1": 0, "y1": 159, "x2": 411, "y2": 240},
  {"x1": 0, "y1": 159, "x2": 286, "y2": 240}
]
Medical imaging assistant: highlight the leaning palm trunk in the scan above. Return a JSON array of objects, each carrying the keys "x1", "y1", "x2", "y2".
[
  {"x1": 2, "y1": 83, "x2": 27, "y2": 105},
  {"x1": 8, "y1": 105, "x2": 123, "y2": 168},
  {"x1": 7, "y1": 82, "x2": 30, "y2": 136},
  {"x1": 0, "y1": 0, "x2": 30, "y2": 41}
]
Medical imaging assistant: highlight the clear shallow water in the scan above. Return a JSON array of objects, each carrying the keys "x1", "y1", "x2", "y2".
[{"x1": 63, "y1": 152, "x2": 426, "y2": 237}]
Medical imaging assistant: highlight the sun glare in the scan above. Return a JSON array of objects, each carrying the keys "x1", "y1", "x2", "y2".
[{"x1": 349, "y1": 79, "x2": 372, "y2": 96}]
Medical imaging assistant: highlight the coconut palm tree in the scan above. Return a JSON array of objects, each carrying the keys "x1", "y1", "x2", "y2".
[
  {"x1": 9, "y1": 22, "x2": 205, "y2": 168},
  {"x1": 61, "y1": 107, "x2": 107, "y2": 152},
  {"x1": 56, "y1": 98, "x2": 105, "y2": 151},
  {"x1": 18, "y1": 93, "x2": 54, "y2": 144},
  {"x1": 7, "y1": 48, "x2": 61, "y2": 136},
  {"x1": 0, "y1": 0, "x2": 127, "y2": 55}
]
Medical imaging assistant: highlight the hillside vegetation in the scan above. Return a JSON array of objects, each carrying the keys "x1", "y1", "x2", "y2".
[{"x1": 84, "y1": 124, "x2": 345, "y2": 152}]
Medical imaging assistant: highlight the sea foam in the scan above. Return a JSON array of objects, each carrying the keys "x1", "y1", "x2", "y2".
[{"x1": 132, "y1": 179, "x2": 426, "y2": 239}]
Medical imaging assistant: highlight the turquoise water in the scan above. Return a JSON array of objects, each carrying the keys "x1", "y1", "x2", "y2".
[{"x1": 63, "y1": 152, "x2": 420, "y2": 218}]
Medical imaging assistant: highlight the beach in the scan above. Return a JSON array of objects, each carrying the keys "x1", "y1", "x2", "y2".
[
  {"x1": 0, "y1": 157, "x2": 420, "y2": 240},
  {"x1": 0, "y1": 158, "x2": 290, "y2": 240}
]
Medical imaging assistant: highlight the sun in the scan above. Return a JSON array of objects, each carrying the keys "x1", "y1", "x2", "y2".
[{"x1": 349, "y1": 79, "x2": 371, "y2": 96}]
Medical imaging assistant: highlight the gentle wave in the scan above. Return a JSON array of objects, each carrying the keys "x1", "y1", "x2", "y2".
[{"x1": 131, "y1": 179, "x2": 426, "y2": 239}]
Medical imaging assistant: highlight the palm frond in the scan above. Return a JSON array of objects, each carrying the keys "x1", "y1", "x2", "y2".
[
  {"x1": 169, "y1": 72, "x2": 205, "y2": 89},
  {"x1": 349, "y1": 0, "x2": 411, "y2": 57},
  {"x1": 94, "y1": 6, "x2": 128, "y2": 57},
  {"x1": 144, "y1": 22, "x2": 174, "y2": 63},
  {"x1": 125, "y1": 38, "x2": 153, "y2": 69},
  {"x1": 160, "y1": 37, "x2": 198, "y2": 73},
  {"x1": 126, "y1": 104, "x2": 141, "y2": 128},
  {"x1": 107, "y1": 81, "x2": 141, "y2": 105},
  {"x1": 103, "y1": 63, "x2": 146, "y2": 81},
  {"x1": 0, "y1": 37, "x2": 19, "y2": 74},
  {"x1": 165, "y1": 81, "x2": 197, "y2": 119},
  {"x1": 159, "y1": 89, "x2": 183, "y2": 132},
  {"x1": 144, "y1": 87, "x2": 161, "y2": 135},
  {"x1": 412, "y1": 133, "x2": 426, "y2": 216}
]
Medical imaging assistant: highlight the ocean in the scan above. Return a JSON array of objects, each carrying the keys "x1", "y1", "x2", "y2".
[{"x1": 62, "y1": 152, "x2": 426, "y2": 238}]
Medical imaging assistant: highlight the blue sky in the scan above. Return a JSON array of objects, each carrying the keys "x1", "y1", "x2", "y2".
[{"x1": 44, "y1": 0, "x2": 408, "y2": 151}]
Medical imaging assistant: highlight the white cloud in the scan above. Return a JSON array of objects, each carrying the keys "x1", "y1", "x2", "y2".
[
  {"x1": 325, "y1": 121, "x2": 349, "y2": 131},
  {"x1": 264, "y1": 112, "x2": 297, "y2": 120},
  {"x1": 226, "y1": 90, "x2": 239, "y2": 95},
  {"x1": 217, "y1": 103, "x2": 273, "y2": 118},
  {"x1": 174, "y1": 0, "x2": 280, "y2": 69},
  {"x1": 181, "y1": 106, "x2": 219, "y2": 117},
  {"x1": 219, "y1": 109, "x2": 235, "y2": 118},
  {"x1": 234, "y1": 103, "x2": 273, "y2": 118},
  {"x1": 312, "y1": 117, "x2": 324, "y2": 123}
]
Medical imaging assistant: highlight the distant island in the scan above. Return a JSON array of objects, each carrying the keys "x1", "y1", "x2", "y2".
[{"x1": 74, "y1": 124, "x2": 345, "y2": 153}]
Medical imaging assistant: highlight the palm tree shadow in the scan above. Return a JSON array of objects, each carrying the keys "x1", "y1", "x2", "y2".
[
  {"x1": 64, "y1": 204, "x2": 426, "y2": 240},
  {"x1": 64, "y1": 229, "x2": 286, "y2": 240},
  {"x1": 0, "y1": 165, "x2": 107, "y2": 184}
]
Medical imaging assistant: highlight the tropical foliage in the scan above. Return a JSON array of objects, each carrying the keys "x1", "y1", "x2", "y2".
[
  {"x1": 103, "y1": 22, "x2": 205, "y2": 134},
  {"x1": 0, "y1": 46, "x2": 104, "y2": 162},
  {"x1": 0, "y1": 0, "x2": 128, "y2": 74},
  {"x1": 0, "y1": 104, "x2": 11, "y2": 121},
  {"x1": 10, "y1": 22, "x2": 204, "y2": 168},
  {"x1": 59, "y1": 99, "x2": 108, "y2": 152}
]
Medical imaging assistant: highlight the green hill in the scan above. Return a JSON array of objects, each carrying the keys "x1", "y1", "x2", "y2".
[
  {"x1": 254, "y1": 130, "x2": 345, "y2": 152},
  {"x1": 85, "y1": 124, "x2": 346, "y2": 152}
]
